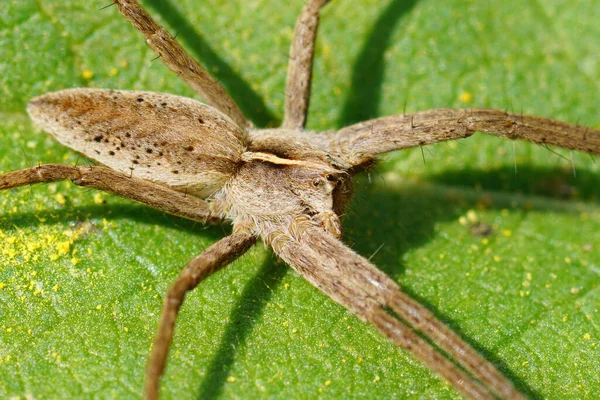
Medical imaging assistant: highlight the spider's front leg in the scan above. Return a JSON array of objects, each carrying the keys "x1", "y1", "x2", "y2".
[
  {"x1": 327, "y1": 108, "x2": 600, "y2": 167},
  {"x1": 267, "y1": 218, "x2": 526, "y2": 400},
  {"x1": 283, "y1": 0, "x2": 332, "y2": 129}
]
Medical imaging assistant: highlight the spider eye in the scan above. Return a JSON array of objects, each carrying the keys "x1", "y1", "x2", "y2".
[
  {"x1": 312, "y1": 179, "x2": 323, "y2": 188},
  {"x1": 326, "y1": 174, "x2": 336, "y2": 182}
]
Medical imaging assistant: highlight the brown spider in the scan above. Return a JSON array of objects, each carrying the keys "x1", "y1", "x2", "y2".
[{"x1": 1, "y1": 1, "x2": 599, "y2": 399}]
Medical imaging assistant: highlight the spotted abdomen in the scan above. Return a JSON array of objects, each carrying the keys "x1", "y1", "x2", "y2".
[{"x1": 27, "y1": 88, "x2": 249, "y2": 197}]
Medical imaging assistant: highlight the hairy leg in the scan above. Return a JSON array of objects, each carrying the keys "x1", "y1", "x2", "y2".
[
  {"x1": 328, "y1": 108, "x2": 600, "y2": 167},
  {"x1": 145, "y1": 232, "x2": 256, "y2": 400},
  {"x1": 269, "y1": 221, "x2": 525, "y2": 400},
  {"x1": 113, "y1": 0, "x2": 251, "y2": 129},
  {"x1": 283, "y1": 0, "x2": 332, "y2": 130},
  {"x1": 0, "y1": 164, "x2": 222, "y2": 223}
]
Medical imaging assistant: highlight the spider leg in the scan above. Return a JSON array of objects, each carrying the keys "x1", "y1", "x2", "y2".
[
  {"x1": 0, "y1": 164, "x2": 222, "y2": 223},
  {"x1": 268, "y1": 220, "x2": 525, "y2": 400},
  {"x1": 112, "y1": 0, "x2": 251, "y2": 129},
  {"x1": 282, "y1": 0, "x2": 332, "y2": 130},
  {"x1": 145, "y1": 232, "x2": 256, "y2": 400},
  {"x1": 327, "y1": 108, "x2": 600, "y2": 167}
]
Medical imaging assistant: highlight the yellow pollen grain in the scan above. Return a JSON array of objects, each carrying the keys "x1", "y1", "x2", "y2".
[
  {"x1": 93, "y1": 193, "x2": 104, "y2": 204},
  {"x1": 124, "y1": 327, "x2": 129, "y2": 332},
  {"x1": 571, "y1": 287, "x2": 580, "y2": 294},
  {"x1": 55, "y1": 193, "x2": 66, "y2": 205},
  {"x1": 459, "y1": 91, "x2": 473, "y2": 103},
  {"x1": 373, "y1": 375, "x2": 381, "y2": 383},
  {"x1": 502, "y1": 229, "x2": 513, "y2": 237},
  {"x1": 96, "y1": 304, "x2": 102, "y2": 310},
  {"x1": 0, "y1": 282, "x2": 5, "y2": 290},
  {"x1": 565, "y1": 257, "x2": 572, "y2": 264},
  {"x1": 6, "y1": 327, "x2": 12, "y2": 333},
  {"x1": 56, "y1": 241, "x2": 70, "y2": 255},
  {"x1": 493, "y1": 256, "x2": 502, "y2": 262},
  {"x1": 466, "y1": 210, "x2": 478, "y2": 223},
  {"x1": 82, "y1": 69, "x2": 94, "y2": 79},
  {"x1": 584, "y1": 333, "x2": 591, "y2": 340},
  {"x1": 226, "y1": 376, "x2": 237, "y2": 383},
  {"x1": 324, "y1": 380, "x2": 331, "y2": 386},
  {"x1": 109, "y1": 67, "x2": 119, "y2": 76}
]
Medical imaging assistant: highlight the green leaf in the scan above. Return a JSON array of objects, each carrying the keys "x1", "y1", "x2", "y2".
[{"x1": 1, "y1": 0, "x2": 599, "y2": 399}]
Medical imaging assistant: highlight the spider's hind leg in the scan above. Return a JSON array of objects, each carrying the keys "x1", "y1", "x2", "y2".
[
  {"x1": 112, "y1": 0, "x2": 251, "y2": 129},
  {"x1": 0, "y1": 164, "x2": 222, "y2": 223},
  {"x1": 144, "y1": 232, "x2": 256, "y2": 400}
]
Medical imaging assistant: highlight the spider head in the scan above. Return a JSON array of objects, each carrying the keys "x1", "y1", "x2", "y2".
[{"x1": 220, "y1": 156, "x2": 345, "y2": 238}]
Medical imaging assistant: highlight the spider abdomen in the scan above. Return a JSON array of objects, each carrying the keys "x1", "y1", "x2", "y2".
[{"x1": 28, "y1": 88, "x2": 248, "y2": 197}]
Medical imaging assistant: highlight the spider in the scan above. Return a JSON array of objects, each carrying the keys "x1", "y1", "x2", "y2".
[{"x1": 1, "y1": 0, "x2": 599, "y2": 399}]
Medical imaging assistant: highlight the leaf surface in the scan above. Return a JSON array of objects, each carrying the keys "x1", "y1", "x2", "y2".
[{"x1": 1, "y1": 0, "x2": 599, "y2": 399}]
